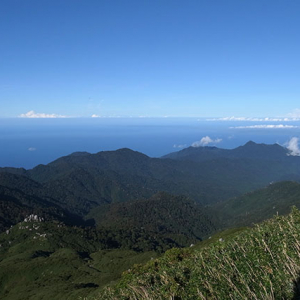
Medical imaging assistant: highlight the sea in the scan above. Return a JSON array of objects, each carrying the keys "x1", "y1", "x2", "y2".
[{"x1": 1, "y1": 117, "x2": 299, "y2": 169}]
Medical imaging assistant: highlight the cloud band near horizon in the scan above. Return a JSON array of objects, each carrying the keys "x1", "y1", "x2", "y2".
[{"x1": 19, "y1": 111, "x2": 68, "y2": 118}]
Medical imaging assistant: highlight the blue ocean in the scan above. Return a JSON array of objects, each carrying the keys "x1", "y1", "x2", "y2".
[{"x1": 1, "y1": 118, "x2": 299, "y2": 169}]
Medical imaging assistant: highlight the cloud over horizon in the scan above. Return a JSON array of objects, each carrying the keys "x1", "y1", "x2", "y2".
[
  {"x1": 28, "y1": 147, "x2": 36, "y2": 151},
  {"x1": 19, "y1": 110, "x2": 67, "y2": 118},
  {"x1": 207, "y1": 116, "x2": 299, "y2": 122},
  {"x1": 286, "y1": 137, "x2": 300, "y2": 156},
  {"x1": 192, "y1": 136, "x2": 222, "y2": 147},
  {"x1": 230, "y1": 124, "x2": 298, "y2": 129}
]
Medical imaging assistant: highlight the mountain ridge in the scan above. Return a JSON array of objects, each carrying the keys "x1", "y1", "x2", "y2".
[
  {"x1": 162, "y1": 141, "x2": 290, "y2": 162},
  {"x1": 1, "y1": 141, "x2": 300, "y2": 213}
]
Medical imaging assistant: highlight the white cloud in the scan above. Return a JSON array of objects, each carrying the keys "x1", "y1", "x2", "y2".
[
  {"x1": 173, "y1": 144, "x2": 187, "y2": 149},
  {"x1": 208, "y1": 116, "x2": 252, "y2": 121},
  {"x1": 207, "y1": 116, "x2": 294, "y2": 122},
  {"x1": 28, "y1": 147, "x2": 36, "y2": 151},
  {"x1": 192, "y1": 136, "x2": 222, "y2": 147},
  {"x1": 19, "y1": 110, "x2": 67, "y2": 118},
  {"x1": 230, "y1": 124, "x2": 298, "y2": 129},
  {"x1": 286, "y1": 137, "x2": 300, "y2": 156},
  {"x1": 91, "y1": 114, "x2": 101, "y2": 118}
]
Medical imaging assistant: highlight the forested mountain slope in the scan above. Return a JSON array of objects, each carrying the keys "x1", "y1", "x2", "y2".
[
  {"x1": 1, "y1": 142, "x2": 300, "y2": 212},
  {"x1": 0, "y1": 192, "x2": 219, "y2": 299},
  {"x1": 215, "y1": 180, "x2": 300, "y2": 228},
  {"x1": 88, "y1": 192, "x2": 219, "y2": 247},
  {"x1": 163, "y1": 140, "x2": 290, "y2": 162},
  {"x1": 96, "y1": 208, "x2": 300, "y2": 300}
]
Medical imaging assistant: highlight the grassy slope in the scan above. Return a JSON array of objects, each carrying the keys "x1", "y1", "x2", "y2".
[
  {"x1": 0, "y1": 220, "x2": 159, "y2": 300},
  {"x1": 0, "y1": 248, "x2": 158, "y2": 300},
  {"x1": 95, "y1": 207, "x2": 300, "y2": 299}
]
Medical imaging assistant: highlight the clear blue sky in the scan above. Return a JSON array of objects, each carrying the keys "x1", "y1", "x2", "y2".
[{"x1": 1, "y1": 0, "x2": 300, "y2": 118}]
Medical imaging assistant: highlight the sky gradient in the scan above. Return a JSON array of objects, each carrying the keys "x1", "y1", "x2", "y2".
[{"x1": 1, "y1": 0, "x2": 300, "y2": 118}]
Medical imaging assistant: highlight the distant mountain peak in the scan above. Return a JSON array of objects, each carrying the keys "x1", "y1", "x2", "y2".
[
  {"x1": 113, "y1": 148, "x2": 150, "y2": 158},
  {"x1": 69, "y1": 151, "x2": 90, "y2": 157},
  {"x1": 244, "y1": 140, "x2": 257, "y2": 146},
  {"x1": 115, "y1": 148, "x2": 139, "y2": 153},
  {"x1": 94, "y1": 148, "x2": 146, "y2": 156},
  {"x1": 163, "y1": 140, "x2": 290, "y2": 162},
  {"x1": 242, "y1": 141, "x2": 283, "y2": 148}
]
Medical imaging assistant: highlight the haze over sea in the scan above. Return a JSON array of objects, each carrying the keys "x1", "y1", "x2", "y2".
[{"x1": 1, "y1": 117, "x2": 299, "y2": 169}]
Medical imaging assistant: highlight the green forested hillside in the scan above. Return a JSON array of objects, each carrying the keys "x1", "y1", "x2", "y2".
[
  {"x1": 0, "y1": 173, "x2": 93, "y2": 231},
  {"x1": 95, "y1": 208, "x2": 300, "y2": 300},
  {"x1": 0, "y1": 218, "x2": 160, "y2": 300},
  {"x1": 89, "y1": 192, "x2": 219, "y2": 248},
  {"x1": 27, "y1": 148, "x2": 249, "y2": 205},
  {"x1": 216, "y1": 181, "x2": 300, "y2": 228},
  {"x1": 0, "y1": 192, "x2": 219, "y2": 299},
  {"x1": 2, "y1": 142, "x2": 300, "y2": 211}
]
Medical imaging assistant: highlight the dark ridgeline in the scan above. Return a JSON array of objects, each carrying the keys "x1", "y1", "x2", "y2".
[
  {"x1": 1, "y1": 141, "x2": 300, "y2": 209},
  {"x1": 1, "y1": 141, "x2": 300, "y2": 234}
]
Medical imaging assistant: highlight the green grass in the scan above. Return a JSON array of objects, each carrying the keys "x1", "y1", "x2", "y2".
[
  {"x1": 0, "y1": 221, "x2": 159, "y2": 300},
  {"x1": 0, "y1": 247, "x2": 157, "y2": 300},
  {"x1": 94, "y1": 207, "x2": 300, "y2": 299},
  {"x1": 193, "y1": 226, "x2": 249, "y2": 250}
]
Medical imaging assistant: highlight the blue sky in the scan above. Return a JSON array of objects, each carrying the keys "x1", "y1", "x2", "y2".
[{"x1": 1, "y1": 0, "x2": 300, "y2": 118}]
